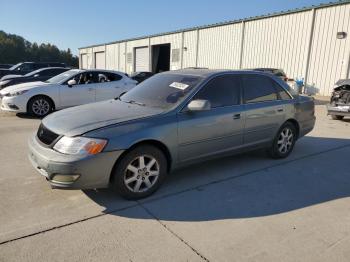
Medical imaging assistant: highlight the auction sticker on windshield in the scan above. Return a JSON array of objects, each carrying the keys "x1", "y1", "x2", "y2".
[{"x1": 169, "y1": 82, "x2": 189, "y2": 90}]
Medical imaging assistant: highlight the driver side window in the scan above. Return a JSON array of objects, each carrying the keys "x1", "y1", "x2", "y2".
[
  {"x1": 193, "y1": 75, "x2": 241, "y2": 108},
  {"x1": 69, "y1": 72, "x2": 97, "y2": 85}
]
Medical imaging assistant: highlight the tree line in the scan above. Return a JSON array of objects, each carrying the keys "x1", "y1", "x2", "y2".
[{"x1": 0, "y1": 30, "x2": 78, "y2": 67}]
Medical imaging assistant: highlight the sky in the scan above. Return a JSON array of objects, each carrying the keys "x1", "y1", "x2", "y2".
[{"x1": 0, "y1": 0, "x2": 335, "y2": 55}]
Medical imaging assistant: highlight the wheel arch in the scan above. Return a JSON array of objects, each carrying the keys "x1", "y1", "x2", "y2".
[
  {"x1": 27, "y1": 94, "x2": 56, "y2": 112},
  {"x1": 284, "y1": 118, "x2": 300, "y2": 138},
  {"x1": 109, "y1": 139, "x2": 172, "y2": 183}
]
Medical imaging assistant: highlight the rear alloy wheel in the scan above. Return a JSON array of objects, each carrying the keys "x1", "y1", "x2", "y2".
[
  {"x1": 268, "y1": 122, "x2": 296, "y2": 159},
  {"x1": 28, "y1": 96, "x2": 53, "y2": 117},
  {"x1": 331, "y1": 115, "x2": 344, "y2": 120},
  {"x1": 112, "y1": 145, "x2": 167, "y2": 200}
]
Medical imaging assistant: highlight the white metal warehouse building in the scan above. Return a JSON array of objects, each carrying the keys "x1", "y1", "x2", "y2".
[{"x1": 79, "y1": 1, "x2": 350, "y2": 96}]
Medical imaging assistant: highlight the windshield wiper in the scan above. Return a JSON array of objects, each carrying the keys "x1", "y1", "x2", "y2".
[
  {"x1": 126, "y1": 100, "x2": 145, "y2": 106},
  {"x1": 115, "y1": 91, "x2": 127, "y2": 100}
]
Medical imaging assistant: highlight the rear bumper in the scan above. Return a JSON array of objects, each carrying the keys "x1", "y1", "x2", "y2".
[
  {"x1": 28, "y1": 133, "x2": 124, "y2": 189},
  {"x1": 327, "y1": 104, "x2": 350, "y2": 116},
  {"x1": 299, "y1": 116, "x2": 316, "y2": 138}
]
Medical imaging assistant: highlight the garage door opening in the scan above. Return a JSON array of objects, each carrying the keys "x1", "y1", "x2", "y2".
[{"x1": 152, "y1": 44, "x2": 170, "y2": 73}]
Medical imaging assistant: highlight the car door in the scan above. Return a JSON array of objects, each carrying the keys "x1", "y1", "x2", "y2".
[
  {"x1": 177, "y1": 74, "x2": 244, "y2": 162},
  {"x1": 59, "y1": 72, "x2": 97, "y2": 108},
  {"x1": 95, "y1": 72, "x2": 130, "y2": 101},
  {"x1": 241, "y1": 74, "x2": 287, "y2": 146}
]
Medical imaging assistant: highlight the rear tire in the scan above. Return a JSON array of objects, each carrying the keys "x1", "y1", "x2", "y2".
[
  {"x1": 27, "y1": 96, "x2": 54, "y2": 118},
  {"x1": 268, "y1": 122, "x2": 297, "y2": 159},
  {"x1": 331, "y1": 115, "x2": 344, "y2": 120},
  {"x1": 111, "y1": 145, "x2": 167, "y2": 200}
]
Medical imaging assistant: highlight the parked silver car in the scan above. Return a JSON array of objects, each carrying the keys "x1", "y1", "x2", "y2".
[{"x1": 28, "y1": 69, "x2": 315, "y2": 199}]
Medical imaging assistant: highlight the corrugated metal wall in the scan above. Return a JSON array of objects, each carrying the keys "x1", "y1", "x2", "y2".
[
  {"x1": 105, "y1": 43, "x2": 119, "y2": 70},
  {"x1": 307, "y1": 4, "x2": 350, "y2": 96},
  {"x1": 242, "y1": 10, "x2": 313, "y2": 79},
  {"x1": 198, "y1": 23, "x2": 242, "y2": 69},
  {"x1": 79, "y1": 2, "x2": 350, "y2": 96}
]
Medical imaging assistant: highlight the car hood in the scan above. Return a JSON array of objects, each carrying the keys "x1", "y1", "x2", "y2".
[
  {"x1": 42, "y1": 99, "x2": 164, "y2": 137},
  {"x1": 0, "y1": 69, "x2": 10, "y2": 74},
  {"x1": 0, "y1": 81, "x2": 49, "y2": 95},
  {"x1": 335, "y1": 79, "x2": 350, "y2": 87},
  {"x1": 1, "y1": 74, "x2": 23, "y2": 81}
]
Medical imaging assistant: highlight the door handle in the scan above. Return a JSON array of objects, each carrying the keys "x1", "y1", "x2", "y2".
[
  {"x1": 277, "y1": 108, "x2": 284, "y2": 112},
  {"x1": 233, "y1": 113, "x2": 241, "y2": 120},
  {"x1": 88, "y1": 88, "x2": 94, "y2": 91}
]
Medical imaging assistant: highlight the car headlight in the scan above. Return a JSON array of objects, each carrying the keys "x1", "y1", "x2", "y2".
[
  {"x1": 53, "y1": 136, "x2": 108, "y2": 156},
  {"x1": 5, "y1": 90, "x2": 28, "y2": 97}
]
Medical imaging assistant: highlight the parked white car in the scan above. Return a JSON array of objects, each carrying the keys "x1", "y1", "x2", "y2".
[{"x1": 0, "y1": 69, "x2": 137, "y2": 117}]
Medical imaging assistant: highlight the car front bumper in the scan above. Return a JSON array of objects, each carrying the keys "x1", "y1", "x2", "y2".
[
  {"x1": 327, "y1": 104, "x2": 350, "y2": 116},
  {"x1": 0, "y1": 95, "x2": 27, "y2": 112},
  {"x1": 28, "y1": 133, "x2": 124, "y2": 189}
]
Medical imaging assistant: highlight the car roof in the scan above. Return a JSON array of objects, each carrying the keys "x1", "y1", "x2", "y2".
[
  {"x1": 79, "y1": 69, "x2": 127, "y2": 75},
  {"x1": 163, "y1": 68, "x2": 278, "y2": 78},
  {"x1": 34, "y1": 67, "x2": 69, "y2": 72}
]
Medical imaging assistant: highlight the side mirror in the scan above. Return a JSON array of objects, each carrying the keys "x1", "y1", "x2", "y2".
[
  {"x1": 187, "y1": 99, "x2": 211, "y2": 112},
  {"x1": 67, "y1": 79, "x2": 76, "y2": 87}
]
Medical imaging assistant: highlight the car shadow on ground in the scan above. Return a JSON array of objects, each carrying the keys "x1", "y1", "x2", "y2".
[
  {"x1": 16, "y1": 113, "x2": 41, "y2": 119},
  {"x1": 83, "y1": 136, "x2": 350, "y2": 221}
]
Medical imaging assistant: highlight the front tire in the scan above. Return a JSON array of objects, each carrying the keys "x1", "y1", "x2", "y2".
[
  {"x1": 28, "y1": 96, "x2": 53, "y2": 118},
  {"x1": 111, "y1": 145, "x2": 167, "y2": 200},
  {"x1": 268, "y1": 122, "x2": 297, "y2": 159}
]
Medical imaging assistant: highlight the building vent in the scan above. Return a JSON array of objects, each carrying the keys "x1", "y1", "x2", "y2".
[
  {"x1": 126, "y1": 53, "x2": 133, "y2": 64},
  {"x1": 171, "y1": 49, "x2": 180, "y2": 62}
]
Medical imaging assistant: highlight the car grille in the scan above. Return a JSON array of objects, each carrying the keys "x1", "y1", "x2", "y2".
[{"x1": 37, "y1": 124, "x2": 59, "y2": 145}]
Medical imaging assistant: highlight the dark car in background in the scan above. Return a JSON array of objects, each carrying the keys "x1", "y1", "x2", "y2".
[
  {"x1": 130, "y1": 71, "x2": 154, "y2": 83},
  {"x1": 253, "y1": 68, "x2": 290, "y2": 82},
  {"x1": 0, "y1": 67, "x2": 70, "y2": 89},
  {"x1": 0, "y1": 62, "x2": 66, "y2": 78},
  {"x1": 327, "y1": 79, "x2": 350, "y2": 120},
  {"x1": 0, "y1": 64, "x2": 14, "y2": 69}
]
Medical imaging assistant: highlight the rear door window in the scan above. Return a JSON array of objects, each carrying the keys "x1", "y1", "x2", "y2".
[
  {"x1": 97, "y1": 72, "x2": 123, "y2": 82},
  {"x1": 193, "y1": 74, "x2": 241, "y2": 108},
  {"x1": 242, "y1": 74, "x2": 278, "y2": 103}
]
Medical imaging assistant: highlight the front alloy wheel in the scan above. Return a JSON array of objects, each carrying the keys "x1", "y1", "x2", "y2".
[
  {"x1": 28, "y1": 96, "x2": 53, "y2": 117},
  {"x1": 112, "y1": 145, "x2": 167, "y2": 199},
  {"x1": 124, "y1": 155, "x2": 160, "y2": 193}
]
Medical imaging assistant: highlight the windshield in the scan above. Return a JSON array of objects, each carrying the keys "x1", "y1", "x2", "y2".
[
  {"x1": 121, "y1": 73, "x2": 203, "y2": 109},
  {"x1": 9, "y1": 63, "x2": 22, "y2": 70},
  {"x1": 45, "y1": 70, "x2": 79, "y2": 84},
  {"x1": 25, "y1": 69, "x2": 41, "y2": 77}
]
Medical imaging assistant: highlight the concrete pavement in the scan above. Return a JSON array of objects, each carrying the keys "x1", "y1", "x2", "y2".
[{"x1": 0, "y1": 105, "x2": 349, "y2": 261}]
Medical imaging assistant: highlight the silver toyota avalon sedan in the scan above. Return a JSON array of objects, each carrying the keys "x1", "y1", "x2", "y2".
[{"x1": 28, "y1": 69, "x2": 315, "y2": 199}]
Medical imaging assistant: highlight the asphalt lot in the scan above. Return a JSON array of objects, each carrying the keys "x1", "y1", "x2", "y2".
[{"x1": 0, "y1": 102, "x2": 350, "y2": 262}]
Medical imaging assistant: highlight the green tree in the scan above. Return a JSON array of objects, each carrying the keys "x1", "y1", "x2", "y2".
[{"x1": 0, "y1": 30, "x2": 78, "y2": 67}]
